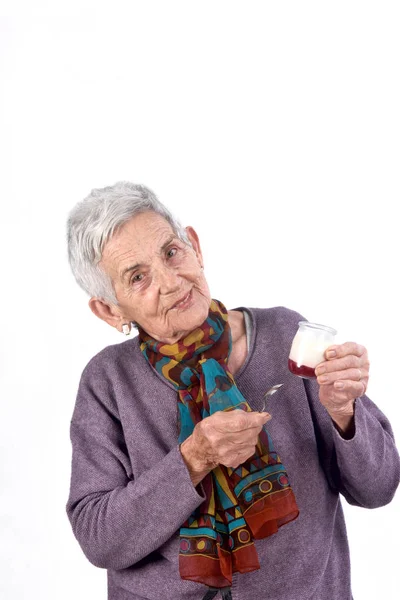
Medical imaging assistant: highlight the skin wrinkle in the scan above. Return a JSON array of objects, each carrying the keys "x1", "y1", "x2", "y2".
[
  {"x1": 120, "y1": 234, "x2": 177, "y2": 283},
  {"x1": 90, "y1": 211, "x2": 246, "y2": 360}
]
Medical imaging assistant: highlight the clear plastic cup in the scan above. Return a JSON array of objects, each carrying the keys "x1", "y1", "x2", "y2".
[{"x1": 288, "y1": 321, "x2": 337, "y2": 379}]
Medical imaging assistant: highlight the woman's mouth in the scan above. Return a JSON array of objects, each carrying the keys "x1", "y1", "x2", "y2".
[{"x1": 171, "y1": 289, "x2": 193, "y2": 310}]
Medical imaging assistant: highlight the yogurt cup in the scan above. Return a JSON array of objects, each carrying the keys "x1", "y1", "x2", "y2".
[{"x1": 288, "y1": 321, "x2": 337, "y2": 379}]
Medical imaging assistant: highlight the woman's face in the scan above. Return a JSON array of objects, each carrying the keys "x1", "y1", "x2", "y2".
[{"x1": 96, "y1": 211, "x2": 212, "y2": 344}]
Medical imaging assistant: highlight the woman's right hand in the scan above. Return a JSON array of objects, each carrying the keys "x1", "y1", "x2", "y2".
[{"x1": 179, "y1": 410, "x2": 271, "y2": 486}]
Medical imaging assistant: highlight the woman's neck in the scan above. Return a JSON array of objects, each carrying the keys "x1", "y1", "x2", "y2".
[
  {"x1": 227, "y1": 310, "x2": 247, "y2": 376},
  {"x1": 228, "y1": 309, "x2": 246, "y2": 343}
]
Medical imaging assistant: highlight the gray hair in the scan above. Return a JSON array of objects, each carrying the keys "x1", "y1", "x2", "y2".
[{"x1": 67, "y1": 181, "x2": 191, "y2": 305}]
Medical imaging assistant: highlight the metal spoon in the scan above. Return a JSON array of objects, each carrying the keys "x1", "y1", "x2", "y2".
[{"x1": 260, "y1": 383, "x2": 284, "y2": 412}]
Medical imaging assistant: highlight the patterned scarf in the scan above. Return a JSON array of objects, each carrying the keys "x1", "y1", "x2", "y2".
[{"x1": 139, "y1": 299, "x2": 299, "y2": 589}]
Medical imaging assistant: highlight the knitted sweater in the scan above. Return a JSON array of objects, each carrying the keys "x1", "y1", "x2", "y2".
[{"x1": 66, "y1": 307, "x2": 400, "y2": 600}]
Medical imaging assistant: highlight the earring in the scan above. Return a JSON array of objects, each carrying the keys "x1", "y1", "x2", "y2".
[{"x1": 122, "y1": 323, "x2": 131, "y2": 335}]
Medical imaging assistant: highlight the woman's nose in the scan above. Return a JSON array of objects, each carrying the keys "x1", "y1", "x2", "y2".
[{"x1": 154, "y1": 264, "x2": 181, "y2": 294}]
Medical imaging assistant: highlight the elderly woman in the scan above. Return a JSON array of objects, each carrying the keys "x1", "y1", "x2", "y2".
[{"x1": 66, "y1": 181, "x2": 399, "y2": 600}]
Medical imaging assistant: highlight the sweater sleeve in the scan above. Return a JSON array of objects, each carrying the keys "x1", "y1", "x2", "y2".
[
  {"x1": 65, "y1": 364, "x2": 205, "y2": 570},
  {"x1": 303, "y1": 378, "x2": 400, "y2": 508}
]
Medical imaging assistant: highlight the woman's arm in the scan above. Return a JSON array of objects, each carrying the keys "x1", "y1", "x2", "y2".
[
  {"x1": 304, "y1": 377, "x2": 400, "y2": 508},
  {"x1": 66, "y1": 371, "x2": 205, "y2": 571}
]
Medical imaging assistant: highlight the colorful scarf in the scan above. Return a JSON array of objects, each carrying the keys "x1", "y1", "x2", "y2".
[{"x1": 139, "y1": 299, "x2": 299, "y2": 589}]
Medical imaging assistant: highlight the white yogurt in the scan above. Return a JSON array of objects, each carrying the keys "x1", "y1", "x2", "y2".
[{"x1": 289, "y1": 322, "x2": 337, "y2": 368}]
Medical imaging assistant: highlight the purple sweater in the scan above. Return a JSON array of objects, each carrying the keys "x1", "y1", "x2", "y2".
[{"x1": 66, "y1": 307, "x2": 400, "y2": 600}]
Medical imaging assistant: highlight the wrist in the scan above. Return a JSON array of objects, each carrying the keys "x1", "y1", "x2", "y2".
[
  {"x1": 179, "y1": 436, "x2": 212, "y2": 487},
  {"x1": 329, "y1": 401, "x2": 356, "y2": 438}
]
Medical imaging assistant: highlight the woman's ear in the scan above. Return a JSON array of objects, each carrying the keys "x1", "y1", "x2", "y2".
[
  {"x1": 185, "y1": 226, "x2": 204, "y2": 268},
  {"x1": 88, "y1": 297, "x2": 124, "y2": 330}
]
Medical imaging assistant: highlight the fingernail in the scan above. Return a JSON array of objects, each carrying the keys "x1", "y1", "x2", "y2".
[
  {"x1": 319, "y1": 375, "x2": 329, "y2": 383},
  {"x1": 315, "y1": 366, "x2": 326, "y2": 375},
  {"x1": 334, "y1": 381, "x2": 344, "y2": 389},
  {"x1": 327, "y1": 350, "x2": 337, "y2": 359}
]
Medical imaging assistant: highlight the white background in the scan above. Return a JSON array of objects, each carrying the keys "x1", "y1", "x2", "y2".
[{"x1": 1, "y1": 1, "x2": 399, "y2": 598}]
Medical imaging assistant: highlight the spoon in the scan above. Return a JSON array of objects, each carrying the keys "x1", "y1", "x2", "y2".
[{"x1": 260, "y1": 383, "x2": 284, "y2": 412}]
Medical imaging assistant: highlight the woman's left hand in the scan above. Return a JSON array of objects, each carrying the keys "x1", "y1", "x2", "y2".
[{"x1": 315, "y1": 342, "x2": 370, "y2": 421}]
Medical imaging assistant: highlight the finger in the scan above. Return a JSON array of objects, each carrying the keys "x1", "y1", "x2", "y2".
[
  {"x1": 213, "y1": 410, "x2": 270, "y2": 433},
  {"x1": 315, "y1": 354, "x2": 363, "y2": 375},
  {"x1": 331, "y1": 379, "x2": 366, "y2": 397},
  {"x1": 226, "y1": 433, "x2": 261, "y2": 448},
  {"x1": 222, "y1": 417, "x2": 272, "y2": 443},
  {"x1": 316, "y1": 367, "x2": 365, "y2": 386},
  {"x1": 222, "y1": 446, "x2": 257, "y2": 468},
  {"x1": 323, "y1": 342, "x2": 366, "y2": 361}
]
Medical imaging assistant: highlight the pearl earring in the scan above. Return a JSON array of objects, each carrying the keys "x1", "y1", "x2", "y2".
[{"x1": 122, "y1": 323, "x2": 131, "y2": 335}]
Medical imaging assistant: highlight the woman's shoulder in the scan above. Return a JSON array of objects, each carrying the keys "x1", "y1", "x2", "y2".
[
  {"x1": 255, "y1": 305, "x2": 305, "y2": 325},
  {"x1": 79, "y1": 335, "x2": 142, "y2": 383},
  {"x1": 234, "y1": 305, "x2": 306, "y2": 331},
  {"x1": 251, "y1": 306, "x2": 305, "y2": 340},
  {"x1": 72, "y1": 336, "x2": 144, "y2": 420}
]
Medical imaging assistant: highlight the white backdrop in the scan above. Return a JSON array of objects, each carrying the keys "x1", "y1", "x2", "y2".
[{"x1": 1, "y1": 1, "x2": 399, "y2": 599}]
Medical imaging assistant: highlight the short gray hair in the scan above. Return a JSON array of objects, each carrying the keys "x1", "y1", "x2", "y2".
[{"x1": 67, "y1": 181, "x2": 191, "y2": 305}]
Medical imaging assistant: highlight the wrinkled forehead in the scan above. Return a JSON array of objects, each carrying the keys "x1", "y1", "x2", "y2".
[{"x1": 100, "y1": 211, "x2": 177, "y2": 278}]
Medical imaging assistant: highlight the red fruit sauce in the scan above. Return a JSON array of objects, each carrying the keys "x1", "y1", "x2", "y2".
[{"x1": 288, "y1": 358, "x2": 316, "y2": 379}]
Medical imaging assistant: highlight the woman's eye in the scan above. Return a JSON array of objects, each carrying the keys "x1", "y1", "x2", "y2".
[
  {"x1": 167, "y1": 247, "x2": 178, "y2": 258},
  {"x1": 132, "y1": 273, "x2": 143, "y2": 283}
]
